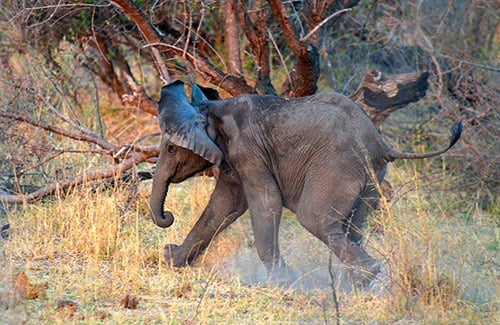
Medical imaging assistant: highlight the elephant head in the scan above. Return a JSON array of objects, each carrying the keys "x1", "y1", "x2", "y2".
[{"x1": 150, "y1": 80, "x2": 223, "y2": 228}]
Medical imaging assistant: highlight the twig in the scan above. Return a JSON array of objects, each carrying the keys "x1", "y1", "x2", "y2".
[
  {"x1": 267, "y1": 28, "x2": 293, "y2": 90},
  {"x1": 173, "y1": 17, "x2": 227, "y2": 72},
  {"x1": 192, "y1": 270, "x2": 215, "y2": 322},
  {"x1": 145, "y1": 42, "x2": 254, "y2": 95},
  {"x1": 1, "y1": 76, "x2": 114, "y2": 148},
  {"x1": 182, "y1": 2, "x2": 193, "y2": 60},
  {"x1": 361, "y1": 0, "x2": 378, "y2": 35},
  {"x1": 136, "y1": 132, "x2": 161, "y2": 143},
  {"x1": 300, "y1": 8, "x2": 352, "y2": 42},
  {"x1": 20, "y1": 2, "x2": 110, "y2": 11},
  {"x1": 90, "y1": 69, "x2": 105, "y2": 138},
  {"x1": 15, "y1": 151, "x2": 64, "y2": 177},
  {"x1": 35, "y1": 92, "x2": 99, "y2": 138},
  {"x1": 91, "y1": 6, "x2": 110, "y2": 65},
  {"x1": 8, "y1": 148, "x2": 114, "y2": 179},
  {"x1": 24, "y1": 0, "x2": 64, "y2": 28},
  {"x1": 328, "y1": 249, "x2": 341, "y2": 325},
  {"x1": 437, "y1": 54, "x2": 500, "y2": 72}
]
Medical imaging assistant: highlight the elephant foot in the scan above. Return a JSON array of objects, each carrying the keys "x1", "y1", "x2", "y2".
[
  {"x1": 163, "y1": 244, "x2": 189, "y2": 267},
  {"x1": 368, "y1": 263, "x2": 389, "y2": 294},
  {"x1": 266, "y1": 263, "x2": 298, "y2": 288},
  {"x1": 346, "y1": 261, "x2": 381, "y2": 291}
]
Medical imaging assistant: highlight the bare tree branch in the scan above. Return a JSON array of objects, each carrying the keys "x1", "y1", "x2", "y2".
[
  {"x1": 35, "y1": 92, "x2": 102, "y2": 138},
  {"x1": 0, "y1": 152, "x2": 153, "y2": 204},
  {"x1": 122, "y1": 74, "x2": 158, "y2": 116},
  {"x1": 82, "y1": 32, "x2": 159, "y2": 116},
  {"x1": 112, "y1": 0, "x2": 254, "y2": 96},
  {"x1": 268, "y1": 0, "x2": 303, "y2": 56},
  {"x1": 268, "y1": 0, "x2": 322, "y2": 96},
  {"x1": 145, "y1": 43, "x2": 254, "y2": 95},
  {"x1": 267, "y1": 28, "x2": 292, "y2": 90},
  {"x1": 300, "y1": 8, "x2": 352, "y2": 42},
  {"x1": 438, "y1": 54, "x2": 500, "y2": 72},
  {"x1": 0, "y1": 112, "x2": 117, "y2": 152},
  {"x1": 109, "y1": 0, "x2": 170, "y2": 84},
  {"x1": 13, "y1": 148, "x2": 112, "y2": 178},
  {"x1": 15, "y1": 151, "x2": 65, "y2": 177}
]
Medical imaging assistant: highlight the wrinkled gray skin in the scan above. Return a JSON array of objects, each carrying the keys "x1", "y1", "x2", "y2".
[{"x1": 150, "y1": 80, "x2": 462, "y2": 288}]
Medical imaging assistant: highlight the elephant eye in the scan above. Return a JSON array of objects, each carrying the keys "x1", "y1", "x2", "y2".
[{"x1": 167, "y1": 144, "x2": 176, "y2": 154}]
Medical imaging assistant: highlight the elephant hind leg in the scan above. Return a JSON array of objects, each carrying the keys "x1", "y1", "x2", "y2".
[
  {"x1": 345, "y1": 184, "x2": 381, "y2": 244},
  {"x1": 347, "y1": 166, "x2": 387, "y2": 246},
  {"x1": 296, "y1": 183, "x2": 379, "y2": 288}
]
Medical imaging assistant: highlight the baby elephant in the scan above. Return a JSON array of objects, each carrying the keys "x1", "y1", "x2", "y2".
[{"x1": 150, "y1": 80, "x2": 461, "y2": 287}]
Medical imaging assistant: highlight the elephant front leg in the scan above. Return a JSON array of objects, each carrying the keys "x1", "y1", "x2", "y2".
[{"x1": 164, "y1": 169, "x2": 248, "y2": 267}]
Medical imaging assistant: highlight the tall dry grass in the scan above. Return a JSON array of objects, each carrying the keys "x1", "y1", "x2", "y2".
[{"x1": 0, "y1": 161, "x2": 498, "y2": 323}]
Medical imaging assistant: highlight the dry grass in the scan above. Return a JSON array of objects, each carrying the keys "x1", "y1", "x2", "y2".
[{"x1": 0, "y1": 163, "x2": 498, "y2": 324}]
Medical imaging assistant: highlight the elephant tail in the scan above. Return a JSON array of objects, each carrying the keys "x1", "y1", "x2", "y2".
[{"x1": 386, "y1": 121, "x2": 462, "y2": 161}]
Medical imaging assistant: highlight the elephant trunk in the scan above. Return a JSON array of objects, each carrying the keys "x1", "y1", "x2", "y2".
[{"x1": 149, "y1": 154, "x2": 175, "y2": 228}]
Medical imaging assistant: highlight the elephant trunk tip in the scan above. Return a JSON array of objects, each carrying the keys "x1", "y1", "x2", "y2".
[{"x1": 152, "y1": 210, "x2": 175, "y2": 228}]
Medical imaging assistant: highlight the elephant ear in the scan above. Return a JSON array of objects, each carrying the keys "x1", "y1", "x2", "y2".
[
  {"x1": 190, "y1": 82, "x2": 208, "y2": 104},
  {"x1": 158, "y1": 80, "x2": 223, "y2": 165},
  {"x1": 191, "y1": 83, "x2": 220, "y2": 103}
]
